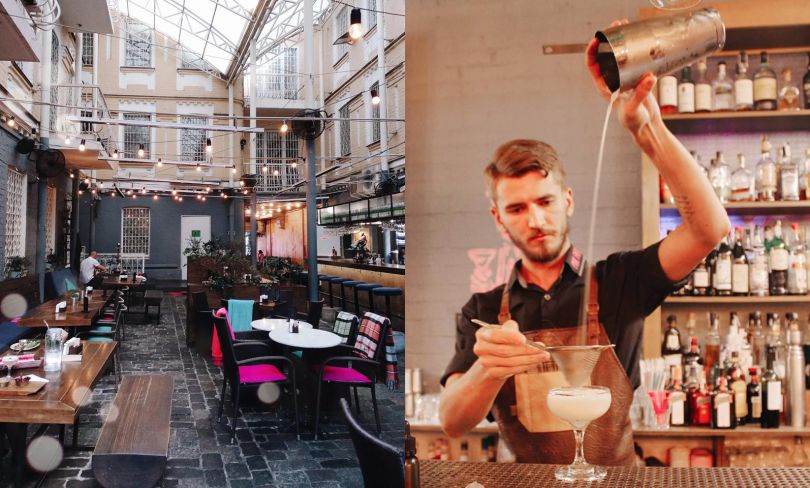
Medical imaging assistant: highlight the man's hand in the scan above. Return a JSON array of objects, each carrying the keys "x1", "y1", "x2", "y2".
[
  {"x1": 472, "y1": 320, "x2": 549, "y2": 381},
  {"x1": 585, "y1": 19, "x2": 663, "y2": 139}
]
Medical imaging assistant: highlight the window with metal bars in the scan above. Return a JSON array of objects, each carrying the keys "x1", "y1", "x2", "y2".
[
  {"x1": 45, "y1": 186, "x2": 56, "y2": 256},
  {"x1": 339, "y1": 103, "x2": 351, "y2": 156},
  {"x1": 180, "y1": 115, "x2": 207, "y2": 161},
  {"x1": 334, "y1": 8, "x2": 349, "y2": 62},
  {"x1": 255, "y1": 131, "x2": 300, "y2": 192},
  {"x1": 121, "y1": 207, "x2": 150, "y2": 256},
  {"x1": 370, "y1": 82, "x2": 381, "y2": 144},
  {"x1": 49, "y1": 32, "x2": 59, "y2": 131},
  {"x1": 5, "y1": 168, "x2": 27, "y2": 265},
  {"x1": 82, "y1": 32, "x2": 94, "y2": 66},
  {"x1": 260, "y1": 47, "x2": 298, "y2": 99},
  {"x1": 367, "y1": 0, "x2": 378, "y2": 31},
  {"x1": 125, "y1": 19, "x2": 152, "y2": 67},
  {"x1": 123, "y1": 113, "x2": 151, "y2": 158}
]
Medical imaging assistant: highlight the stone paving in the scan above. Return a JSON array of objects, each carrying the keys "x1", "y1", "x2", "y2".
[{"x1": 1, "y1": 296, "x2": 404, "y2": 487}]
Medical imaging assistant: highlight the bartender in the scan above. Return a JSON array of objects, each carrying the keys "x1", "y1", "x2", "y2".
[{"x1": 438, "y1": 20, "x2": 730, "y2": 465}]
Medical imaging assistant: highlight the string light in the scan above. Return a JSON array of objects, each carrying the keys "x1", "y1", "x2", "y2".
[
  {"x1": 141, "y1": 187, "x2": 147, "y2": 194},
  {"x1": 126, "y1": 189, "x2": 133, "y2": 195},
  {"x1": 272, "y1": 169, "x2": 279, "y2": 176},
  {"x1": 349, "y1": 8, "x2": 363, "y2": 40},
  {"x1": 231, "y1": 165, "x2": 236, "y2": 174},
  {"x1": 69, "y1": 171, "x2": 74, "y2": 179},
  {"x1": 202, "y1": 196, "x2": 206, "y2": 202},
  {"x1": 157, "y1": 158, "x2": 163, "y2": 167},
  {"x1": 79, "y1": 139, "x2": 86, "y2": 151},
  {"x1": 196, "y1": 193, "x2": 202, "y2": 200},
  {"x1": 205, "y1": 186, "x2": 211, "y2": 193},
  {"x1": 172, "y1": 190, "x2": 177, "y2": 196},
  {"x1": 239, "y1": 180, "x2": 245, "y2": 187},
  {"x1": 242, "y1": 189, "x2": 248, "y2": 195},
  {"x1": 6, "y1": 116, "x2": 15, "y2": 128},
  {"x1": 138, "y1": 144, "x2": 145, "y2": 157},
  {"x1": 262, "y1": 165, "x2": 268, "y2": 173},
  {"x1": 178, "y1": 196, "x2": 183, "y2": 202},
  {"x1": 84, "y1": 178, "x2": 90, "y2": 185},
  {"x1": 91, "y1": 189, "x2": 97, "y2": 195},
  {"x1": 65, "y1": 135, "x2": 71, "y2": 144},
  {"x1": 196, "y1": 163, "x2": 202, "y2": 172},
  {"x1": 132, "y1": 194, "x2": 137, "y2": 199},
  {"x1": 78, "y1": 190, "x2": 83, "y2": 195},
  {"x1": 280, "y1": 120, "x2": 288, "y2": 133},
  {"x1": 113, "y1": 149, "x2": 119, "y2": 159},
  {"x1": 371, "y1": 88, "x2": 380, "y2": 105},
  {"x1": 153, "y1": 194, "x2": 158, "y2": 200},
  {"x1": 290, "y1": 160, "x2": 297, "y2": 169}
]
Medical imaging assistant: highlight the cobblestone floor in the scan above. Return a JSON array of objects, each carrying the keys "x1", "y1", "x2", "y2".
[{"x1": 2, "y1": 296, "x2": 404, "y2": 487}]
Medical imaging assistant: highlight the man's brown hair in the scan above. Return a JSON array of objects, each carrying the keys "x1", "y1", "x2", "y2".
[{"x1": 484, "y1": 139, "x2": 567, "y2": 200}]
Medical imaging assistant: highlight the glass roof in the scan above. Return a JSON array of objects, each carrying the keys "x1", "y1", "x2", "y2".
[{"x1": 120, "y1": 0, "x2": 330, "y2": 76}]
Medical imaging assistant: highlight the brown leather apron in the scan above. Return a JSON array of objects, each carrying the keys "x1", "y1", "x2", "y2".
[{"x1": 491, "y1": 266, "x2": 635, "y2": 465}]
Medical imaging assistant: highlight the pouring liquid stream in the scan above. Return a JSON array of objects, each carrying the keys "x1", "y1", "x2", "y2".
[{"x1": 577, "y1": 89, "x2": 620, "y2": 347}]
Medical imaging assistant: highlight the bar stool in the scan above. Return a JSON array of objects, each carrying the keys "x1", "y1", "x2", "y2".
[
  {"x1": 329, "y1": 277, "x2": 351, "y2": 310},
  {"x1": 356, "y1": 283, "x2": 382, "y2": 314},
  {"x1": 372, "y1": 287, "x2": 403, "y2": 321},
  {"x1": 319, "y1": 275, "x2": 336, "y2": 307},
  {"x1": 341, "y1": 280, "x2": 365, "y2": 314}
]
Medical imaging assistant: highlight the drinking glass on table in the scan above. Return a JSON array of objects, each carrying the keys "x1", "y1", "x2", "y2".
[
  {"x1": 43, "y1": 328, "x2": 63, "y2": 372},
  {"x1": 3, "y1": 355, "x2": 18, "y2": 379},
  {"x1": 547, "y1": 386, "x2": 612, "y2": 482}
]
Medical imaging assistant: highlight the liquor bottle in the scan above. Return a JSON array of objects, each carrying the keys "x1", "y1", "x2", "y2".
[
  {"x1": 801, "y1": 147, "x2": 809, "y2": 200},
  {"x1": 692, "y1": 150, "x2": 709, "y2": 180},
  {"x1": 734, "y1": 51, "x2": 754, "y2": 111},
  {"x1": 746, "y1": 367, "x2": 762, "y2": 424},
  {"x1": 731, "y1": 227, "x2": 750, "y2": 295},
  {"x1": 677, "y1": 66, "x2": 695, "y2": 114},
  {"x1": 684, "y1": 336, "x2": 703, "y2": 372},
  {"x1": 770, "y1": 220, "x2": 789, "y2": 295},
  {"x1": 706, "y1": 243, "x2": 718, "y2": 296},
  {"x1": 730, "y1": 154, "x2": 754, "y2": 202},
  {"x1": 711, "y1": 376, "x2": 736, "y2": 429},
  {"x1": 786, "y1": 315, "x2": 805, "y2": 427},
  {"x1": 692, "y1": 258, "x2": 710, "y2": 296},
  {"x1": 662, "y1": 315, "x2": 683, "y2": 367},
  {"x1": 683, "y1": 313, "x2": 698, "y2": 352},
  {"x1": 769, "y1": 315, "x2": 787, "y2": 381},
  {"x1": 714, "y1": 234, "x2": 733, "y2": 296},
  {"x1": 705, "y1": 313, "x2": 721, "y2": 380},
  {"x1": 669, "y1": 368, "x2": 689, "y2": 427},
  {"x1": 788, "y1": 223, "x2": 808, "y2": 294},
  {"x1": 781, "y1": 143, "x2": 800, "y2": 201},
  {"x1": 791, "y1": 438, "x2": 810, "y2": 467},
  {"x1": 712, "y1": 61, "x2": 734, "y2": 111},
  {"x1": 755, "y1": 135, "x2": 778, "y2": 201},
  {"x1": 803, "y1": 53, "x2": 810, "y2": 109},
  {"x1": 405, "y1": 422, "x2": 420, "y2": 488},
  {"x1": 761, "y1": 345, "x2": 782, "y2": 428},
  {"x1": 727, "y1": 351, "x2": 748, "y2": 425},
  {"x1": 753, "y1": 51, "x2": 778, "y2": 111},
  {"x1": 749, "y1": 311, "x2": 767, "y2": 368},
  {"x1": 695, "y1": 58, "x2": 712, "y2": 113},
  {"x1": 749, "y1": 225, "x2": 770, "y2": 297},
  {"x1": 709, "y1": 152, "x2": 730, "y2": 203},
  {"x1": 778, "y1": 67, "x2": 802, "y2": 111},
  {"x1": 689, "y1": 367, "x2": 712, "y2": 426},
  {"x1": 658, "y1": 73, "x2": 678, "y2": 114}
]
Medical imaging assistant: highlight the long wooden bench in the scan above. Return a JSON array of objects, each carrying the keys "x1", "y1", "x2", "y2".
[{"x1": 92, "y1": 375, "x2": 174, "y2": 488}]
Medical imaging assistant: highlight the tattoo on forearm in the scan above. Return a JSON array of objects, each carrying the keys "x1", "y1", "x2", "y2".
[{"x1": 673, "y1": 194, "x2": 695, "y2": 223}]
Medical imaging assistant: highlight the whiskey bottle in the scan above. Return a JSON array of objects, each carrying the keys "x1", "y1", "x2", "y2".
[
  {"x1": 659, "y1": 74, "x2": 678, "y2": 114},
  {"x1": 695, "y1": 58, "x2": 712, "y2": 113},
  {"x1": 677, "y1": 66, "x2": 695, "y2": 113},
  {"x1": 662, "y1": 315, "x2": 683, "y2": 367},
  {"x1": 769, "y1": 220, "x2": 789, "y2": 295},
  {"x1": 746, "y1": 367, "x2": 762, "y2": 423},
  {"x1": 780, "y1": 143, "x2": 800, "y2": 202},
  {"x1": 711, "y1": 376, "x2": 736, "y2": 429},
  {"x1": 788, "y1": 223, "x2": 808, "y2": 295},
  {"x1": 734, "y1": 51, "x2": 754, "y2": 111},
  {"x1": 692, "y1": 258, "x2": 710, "y2": 296},
  {"x1": 712, "y1": 61, "x2": 734, "y2": 111},
  {"x1": 760, "y1": 345, "x2": 782, "y2": 428},
  {"x1": 753, "y1": 51, "x2": 778, "y2": 111},
  {"x1": 778, "y1": 67, "x2": 802, "y2": 111},
  {"x1": 713, "y1": 234, "x2": 733, "y2": 296},
  {"x1": 705, "y1": 313, "x2": 721, "y2": 379},
  {"x1": 731, "y1": 227, "x2": 750, "y2": 295},
  {"x1": 727, "y1": 351, "x2": 748, "y2": 425},
  {"x1": 755, "y1": 135, "x2": 778, "y2": 201}
]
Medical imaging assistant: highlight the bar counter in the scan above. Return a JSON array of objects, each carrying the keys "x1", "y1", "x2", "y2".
[
  {"x1": 317, "y1": 258, "x2": 405, "y2": 275},
  {"x1": 317, "y1": 258, "x2": 405, "y2": 290},
  {"x1": 420, "y1": 460, "x2": 810, "y2": 487}
]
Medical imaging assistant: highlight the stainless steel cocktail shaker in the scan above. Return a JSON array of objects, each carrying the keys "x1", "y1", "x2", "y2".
[{"x1": 595, "y1": 8, "x2": 726, "y2": 92}]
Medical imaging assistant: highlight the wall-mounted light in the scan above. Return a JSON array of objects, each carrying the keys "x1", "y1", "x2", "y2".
[
  {"x1": 79, "y1": 139, "x2": 86, "y2": 151},
  {"x1": 349, "y1": 8, "x2": 363, "y2": 40},
  {"x1": 371, "y1": 88, "x2": 380, "y2": 105},
  {"x1": 138, "y1": 144, "x2": 145, "y2": 157}
]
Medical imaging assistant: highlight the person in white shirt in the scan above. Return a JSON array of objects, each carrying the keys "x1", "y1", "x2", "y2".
[{"x1": 80, "y1": 251, "x2": 108, "y2": 287}]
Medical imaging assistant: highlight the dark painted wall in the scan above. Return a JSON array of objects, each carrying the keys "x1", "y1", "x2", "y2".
[{"x1": 78, "y1": 194, "x2": 235, "y2": 280}]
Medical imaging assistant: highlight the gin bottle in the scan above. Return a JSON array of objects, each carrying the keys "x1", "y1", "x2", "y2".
[
  {"x1": 781, "y1": 143, "x2": 800, "y2": 201},
  {"x1": 788, "y1": 223, "x2": 808, "y2": 295},
  {"x1": 755, "y1": 135, "x2": 777, "y2": 201},
  {"x1": 734, "y1": 51, "x2": 753, "y2": 111},
  {"x1": 749, "y1": 225, "x2": 770, "y2": 297},
  {"x1": 709, "y1": 151, "x2": 730, "y2": 203},
  {"x1": 769, "y1": 220, "x2": 789, "y2": 296},
  {"x1": 695, "y1": 58, "x2": 712, "y2": 113},
  {"x1": 712, "y1": 61, "x2": 734, "y2": 111},
  {"x1": 730, "y1": 153, "x2": 754, "y2": 202}
]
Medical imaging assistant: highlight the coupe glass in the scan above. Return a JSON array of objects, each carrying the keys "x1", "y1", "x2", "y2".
[
  {"x1": 547, "y1": 386, "x2": 612, "y2": 482},
  {"x1": 649, "y1": 0, "x2": 701, "y2": 9},
  {"x1": 2, "y1": 355, "x2": 18, "y2": 379}
]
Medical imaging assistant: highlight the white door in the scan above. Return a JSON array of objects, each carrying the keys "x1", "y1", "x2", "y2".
[{"x1": 180, "y1": 215, "x2": 211, "y2": 280}]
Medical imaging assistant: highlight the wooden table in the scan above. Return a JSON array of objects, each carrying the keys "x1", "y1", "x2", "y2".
[
  {"x1": 101, "y1": 276, "x2": 147, "y2": 290},
  {"x1": 17, "y1": 293, "x2": 109, "y2": 328}
]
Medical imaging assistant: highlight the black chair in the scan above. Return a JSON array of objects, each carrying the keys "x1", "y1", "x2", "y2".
[
  {"x1": 340, "y1": 398, "x2": 404, "y2": 488},
  {"x1": 297, "y1": 299, "x2": 324, "y2": 329},
  {"x1": 189, "y1": 291, "x2": 213, "y2": 352},
  {"x1": 212, "y1": 310, "x2": 300, "y2": 442}
]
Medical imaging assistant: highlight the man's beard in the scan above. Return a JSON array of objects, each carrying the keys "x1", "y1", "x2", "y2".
[{"x1": 506, "y1": 218, "x2": 569, "y2": 264}]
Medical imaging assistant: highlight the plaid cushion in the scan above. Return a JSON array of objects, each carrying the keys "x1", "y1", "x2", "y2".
[
  {"x1": 351, "y1": 312, "x2": 388, "y2": 360},
  {"x1": 333, "y1": 311, "x2": 358, "y2": 344}
]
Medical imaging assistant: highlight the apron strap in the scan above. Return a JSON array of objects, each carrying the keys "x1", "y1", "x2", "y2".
[
  {"x1": 498, "y1": 282, "x2": 511, "y2": 325},
  {"x1": 586, "y1": 265, "x2": 599, "y2": 340}
]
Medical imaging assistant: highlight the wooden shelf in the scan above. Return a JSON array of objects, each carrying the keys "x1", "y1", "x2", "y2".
[
  {"x1": 634, "y1": 425, "x2": 810, "y2": 438},
  {"x1": 661, "y1": 201, "x2": 810, "y2": 217},
  {"x1": 665, "y1": 295, "x2": 810, "y2": 304},
  {"x1": 661, "y1": 110, "x2": 810, "y2": 134},
  {"x1": 408, "y1": 421, "x2": 499, "y2": 434}
]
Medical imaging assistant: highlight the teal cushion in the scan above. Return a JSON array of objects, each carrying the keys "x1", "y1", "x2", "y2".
[
  {"x1": 65, "y1": 277, "x2": 78, "y2": 291},
  {"x1": 92, "y1": 326, "x2": 113, "y2": 332},
  {"x1": 87, "y1": 337, "x2": 113, "y2": 341}
]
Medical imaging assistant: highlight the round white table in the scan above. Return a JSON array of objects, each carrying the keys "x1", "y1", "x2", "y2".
[
  {"x1": 269, "y1": 328, "x2": 342, "y2": 349},
  {"x1": 251, "y1": 318, "x2": 313, "y2": 332}
]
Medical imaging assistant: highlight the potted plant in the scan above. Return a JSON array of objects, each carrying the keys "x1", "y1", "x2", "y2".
[{"x1": 5, "y1": 256, "x2": 31, "y2": 279}]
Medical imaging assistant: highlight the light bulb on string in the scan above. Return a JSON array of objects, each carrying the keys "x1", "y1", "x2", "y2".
[
  {"x1": 157, "y1": 158, "x2": 163, "y2": 167},
  {"x1": 79, "y1": 139, "x2": 86, "y2": 151},
  {"x1": 205, "y1": 186, "x2": 211, "y2": 193},
  {"x1": 113, "y1": 149, "x2": 119, "y2": 159},
  {"x1": 141, "y1": 187, "x2": 147, "y2": 194},
  {"x1": 273, "y1": 169, "x2": 279, "y2": 176},
  {"x1": 91, "y1": 189, "x2": 97, "y2": 195},
  {"x1": 153, "y1": 194, "x2": 158, "y2": 200},
  {"x1": 6, "y1": 116, "x2": 15, "y2": 128},
  {"x1": 262, "y1": 166, "x2": 268, "y2": 173},
  {"x1": 65, "y1": 135, "x2": 71, "y2": 145},
  {"x1": 240, "y1": 180, "x2": 245, "y2": 187},
  {"x1": 370, "y1": 88, "x2": 380, "y2": 105},
  {"x1": 196, "y1": 163, "x2": 202, "y2": 172},
  {"x1": 202, "y1": 196, "x2": 206, "y2": 202},
  {"x1": 206, "y1": 138, "x2": 212, "y2": 153},
  {"x1": 178, "y1": 196, "x2": 183, "y2": 202},
  {"x1": 196, "y1": 193, "x2": 202, "y2": 200},
  {"x1": 349, "y1": 8, "x2": 363, "y2": 40},
  {"x1": 126, "y1": 189, "x2": 133, "y2": 195},
  {"x1": 138, "y1": 144, "x2": 145, "y2": 157},
  {"x1": 132, "y1": 194, "x2": 137, "y2": 199},
  {"x1": 291, "y1": 160, "x2": 297, "y2": 169},
  {"x1": 84, "y1": 178, "x2": 90, "y2": 185},
  {"x1": 231, "y1": 165, "x2": 236, "y2": 174},
  {"x1": 78, "y1": 190, "x2": 83, "y2": 195},
  {"x1": 171, "y1": 190, "x2": 177, "y2": 196},
  {"x1": 280, "y1": 121, "x2": 288, "y2": 133}
]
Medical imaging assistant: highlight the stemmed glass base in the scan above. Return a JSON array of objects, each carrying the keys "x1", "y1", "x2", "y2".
[{"x1": 555, "y1": 461, "x2": 607, "y2": 482}]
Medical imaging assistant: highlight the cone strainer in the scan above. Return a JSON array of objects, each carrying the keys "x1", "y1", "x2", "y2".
[{"x1": 472, "y1": 319, "x2": 614, "y2": 387}]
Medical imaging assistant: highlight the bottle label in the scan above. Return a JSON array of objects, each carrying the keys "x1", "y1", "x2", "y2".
[
  {"x1": 667, "y1": 334, "x2": 681, "y2": 351},
  {"x1": 671, "y1": 392, "x2": 685, "y2": 425},
  {"x1": 693, "y1": 269, "x2": 710, "y2": 288},
  {"x1": 734, "y1": 79, "x2": 754, "y2": 106},
  {"x1": 750, "y1": 262, "x2": 769, "y2": 292},
  {"x1": 659, "y1": 76, "x2": 677, "y2": 107},
  {"x1": 771, "y1": 248, "x2": 789, "y2": 271},
  {"x1": 734, "y1": 391, "x2": 747, "y2": 418},
  {"x1": 732, "y1": 263, "x2": 749, "y2": 293},
  {"x1": 794, "y1": 265, "x2": 808, "y2": 290},
  {"x1": 714, "y1": 259, "x2": 732, "y2": 289},
  {"x1": 678, "y1": 83, "x2": 695, "y2": 112},
  {"x1": 753, "y1": 77, "x2": 777, "y2": 101},
  {"x1": 751, "y1": 395, "x2": 762, "y2": 418},
  {"x1": 782, "y1": 172, "x2": 800, "y2": 200},
  {"x1": 695, "y1": 84, "x2": 712, "y2": 111},
  {"x1": 716, "y1": 395, "x2": 731, "y2": 428},
  {"x1": 767, "y1": 380, "x2": 782, "y2": 411},
  {"x1": 758, "y1": 165, "x2": 778, "y2": 193}
]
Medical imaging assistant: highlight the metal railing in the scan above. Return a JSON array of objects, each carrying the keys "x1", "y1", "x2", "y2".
[
  {"x1": 244, "y1": 73, "x2": 302, "y2": 105},
  {"x1": 53, "y1": 84, "x2": 116, "y2": 155},
  {"x1": 80, "y1": 252, "x2": 147, "y2": 274}
]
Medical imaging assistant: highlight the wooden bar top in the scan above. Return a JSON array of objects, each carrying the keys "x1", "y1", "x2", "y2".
[
  {"x1": 18, "y1": 293, "x2": 109, "y2": 328},
  {"x1": 0, "y1": 341, "x2": 118, "y2": 424},
  {"x1": 317, "y1": 258, "x2": 405, "y2": 275}
]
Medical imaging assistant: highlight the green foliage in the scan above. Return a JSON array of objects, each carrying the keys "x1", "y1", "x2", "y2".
[
  {"x1": 184, "y1": 236, "x2": 261, "y2": 293},
  {"x1": 5, "y1": 256, "x2": 31, "y2": 278}
]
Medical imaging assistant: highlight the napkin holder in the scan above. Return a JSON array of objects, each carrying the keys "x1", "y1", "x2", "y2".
[
  {"x1": 63, "y1": 337, "x2": 83, "y2": 356},
  {"x1": 260, "y1": 294, "x2": 269, "y2": 304},
  {"x1": 55, "y1": 301, "x2": 67, "y2": 312},
  {"x1": 119, "y1": 274, "x2": 128, "y2": 281}
]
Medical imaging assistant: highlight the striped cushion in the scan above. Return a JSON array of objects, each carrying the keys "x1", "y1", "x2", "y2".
[{"x1": 332, "y1": 311, "x2": 358, "y2": 344}]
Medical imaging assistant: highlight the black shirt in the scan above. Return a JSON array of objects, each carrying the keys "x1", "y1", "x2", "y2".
[{"x1": 441, "y1": 241, "x2": 680, "y2": 389}]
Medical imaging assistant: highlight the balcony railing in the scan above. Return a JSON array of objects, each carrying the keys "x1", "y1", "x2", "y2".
[
  {"x1": 244, "y1": 73, "x2": 302, "y2": 106},
  {"x1": 53, "y1": 84, "x2": 116, "y2": 155}
]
